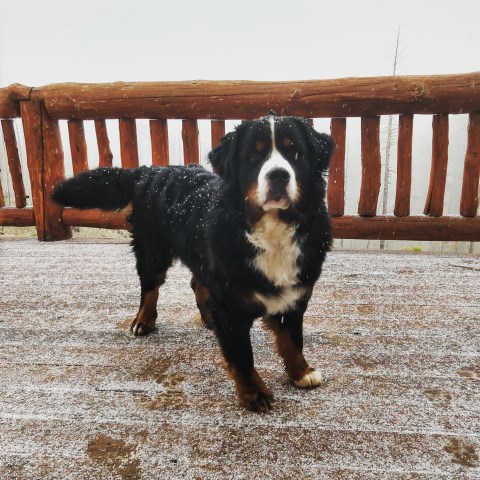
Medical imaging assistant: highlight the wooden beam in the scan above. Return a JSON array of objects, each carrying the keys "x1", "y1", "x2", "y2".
[
  {"x1": 0, "y1": 207, "x2": 35, "y2": 226},
  {"x1": 182, "y1": 119, "x2": 199, "y2": 164},
  {"x1": 150, "y1": 119, "x2": 169, "y2": 166},
  {"x1": 68, "y1": 120, "x2": 89, "y2": 175},
  {"x1": 20, "y1": 100, "x2": 45, "y2": 240},
  {"x1": 424, "y1": 114, "x2": 449, "y2": 217},
  {"x1": 31, "y1": 72, "x2": 480, "y2": 120},
  {"x1": 59, "y1": 208, "x2": 480, "y2": 242},
  {"x1": 94, "y1": 120, "x2": 113, "y2": 167},
  {"x1": 358, "y1": 116, "x2": 381, "y2": 217},
  {"x1": 1, "y1": 120, "x2": 27, "y2": 208},
  {"x1": 0, "y1": 84, "x2": 31, "y2": 118},
  {"x1": 332, "y1": 215, "x2": 480, "y2": 241},
  {"x1": 327, "y1": 118, "x2": 346, "y2": 217},
  {"x1": 394, "y1": 114, "x2": 413, "y2": 217},
  {"x1": 119, "y1": 119, "x2": 139, "y2": 169},
  {"x1": 62, "y1": 208, "x2": 130, "y2": 229},
  {"x1": 460, "y1": 112, "x2": 480, "y2": 217},
  {"x1": 41, "y1": 103, "x2": 72, "y2": 241}
]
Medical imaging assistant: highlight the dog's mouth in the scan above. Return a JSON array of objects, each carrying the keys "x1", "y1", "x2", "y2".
[{"x1": 263, "y1": 190, "x2": 291, "y2": 211}]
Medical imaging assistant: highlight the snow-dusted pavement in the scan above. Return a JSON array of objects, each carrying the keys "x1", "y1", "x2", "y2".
[{"x1": 1, "y1": 238, "x2": 479, "y2": 479}]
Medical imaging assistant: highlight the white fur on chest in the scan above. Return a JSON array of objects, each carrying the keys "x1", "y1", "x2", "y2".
[{"x1": 246, "y1": 214, "x2": 304, "y2": 314}]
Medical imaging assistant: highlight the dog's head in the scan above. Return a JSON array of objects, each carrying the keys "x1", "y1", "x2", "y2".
[{"x1": 209, "y1": 115, "x2": 335, "y2": 213}]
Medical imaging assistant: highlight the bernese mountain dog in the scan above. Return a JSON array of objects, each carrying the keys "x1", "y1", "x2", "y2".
[{"x1": 52, "y1": 115, "x2": 335, "y2": 412}]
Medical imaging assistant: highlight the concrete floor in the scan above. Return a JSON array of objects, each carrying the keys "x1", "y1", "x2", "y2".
[{"x1": 0, "y1": 238, "x2": 479, "y2": 479}]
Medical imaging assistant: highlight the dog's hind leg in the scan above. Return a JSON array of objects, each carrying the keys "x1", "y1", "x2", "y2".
[
  {"x1": 190, "y1": 275, "x2": 214, "y2": 330},
  {"x1": 130, "y1": 237, "x2": 173, "y2": 336},
  {"x1": 130, "y1": 270, "x2": 167, "y2": 336}
]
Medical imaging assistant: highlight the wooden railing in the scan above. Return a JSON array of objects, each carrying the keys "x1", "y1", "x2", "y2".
[{"x1": 1, "y1": 73, "x2": 479, "y2": 241}]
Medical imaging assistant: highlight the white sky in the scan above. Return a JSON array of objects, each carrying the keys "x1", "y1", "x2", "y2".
[{"x1": 1, "y1": 0, "x2": 479, "y2": 86}]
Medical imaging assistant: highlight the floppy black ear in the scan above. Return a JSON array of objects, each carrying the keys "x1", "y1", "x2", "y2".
[
  {"x1": 300, "y1": 120, "x2": 336, "y2": 176},
  {"x1": 208, "y1": 131, "x2": 237, "y2": 183}
]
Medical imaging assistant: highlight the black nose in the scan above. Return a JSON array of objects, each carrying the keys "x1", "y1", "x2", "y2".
[{"x1": 267, "y1": 168, "x2": 290, "y2": 183}]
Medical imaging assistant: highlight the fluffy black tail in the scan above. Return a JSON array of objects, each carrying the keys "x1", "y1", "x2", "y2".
[{"x1": 51, "y1": 167, "x2": 140, "y2": 210}]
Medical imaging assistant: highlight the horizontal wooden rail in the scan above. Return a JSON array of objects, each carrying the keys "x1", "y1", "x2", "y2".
[
  {"x1": 28, "y1": 72, "x2": 480, "y2": 120},
  {"x1": 0, "y1": 208, "x2": 35, "y2": 226},
  {"x1": 59, "y1": 209, "x2": 480, "y2": 241}
]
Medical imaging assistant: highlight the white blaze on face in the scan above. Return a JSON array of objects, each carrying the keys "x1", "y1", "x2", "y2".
[{"x1": 257, "y1": 116, "x2": 297, "y2": 211}]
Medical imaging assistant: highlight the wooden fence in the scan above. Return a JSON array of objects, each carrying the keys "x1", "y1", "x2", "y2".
[{"x1": 0, "y1": 73, "x2": 479, "y2": 242}]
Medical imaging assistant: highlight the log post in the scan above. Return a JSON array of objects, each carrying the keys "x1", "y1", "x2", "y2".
[
  {"x1": 68, "y1": 119, "x2": 89, "y2": 175},
  {"x1": 182, "y1": 119, "x2": 199, "y2": 164},
  {"x1": 20, "y1": 100, "x2": 45, "y2": 239},
  {"x1": 1, "y1": 120, "x2": 27, "y2": 208},
  {"x1": 211, "y1": 120, "x2": 225, "y2": 149},
  {"x1": 150, "y1": 119, "x2": 169, "y2": 166},
  {"x1": 424, "y1": 114, "x2": 449, "y2": 217},
  {"x1": 94, "y1": 120, "x2": 113, "y2": 167},
  {"x1": 394, "y1": 114, "x2": 413, "y2": 216},
  {"x1": 41, "y1": 103, "x2": 72, "y2": 240},
  {"x1": 460, "y1": 112, "x2": 480, "y2": 217},
  {"x1": 327, "y1": 118, "x2": 346, "y2": 216},
  {"x1": 119, "y1": 119, "x2": 139, "y2": 169},
  {"x1": 358, "y1": 116, "x2": 381, "y2": 216}
]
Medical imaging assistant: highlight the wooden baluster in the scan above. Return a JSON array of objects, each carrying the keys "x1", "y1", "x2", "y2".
[
  {"x1": 150, "y1": 119, "x2": 169, "y2": 166},
  {"x1": 20, "y1": 101, "x2": 45, "y2": 239},
  {"x1": 182, "y1": 119, "x2": 199, "y2": 164},
  {"x1": 327, "y1": 118, "x2": 346, "y2": 217},
  {"x1": 68, "y1": 120, "x2": 89, "y2": 175},
  {"x1": 394, "y1": 114, "x2": 413, "y2": 217},
  {"x1": 460, "y1": 113, "x2": 480, "y2": 217},
  {"x1": 211, "y1": 120, "x2": 225, "y2": 149},
  {"x1": 1, "y1": 120, "x2": 27, "y2": 208},
  {"x1": 119, "y1": 119, "x2": 139, "y2": 169},
  {"x1": 358, "y1": 116, "x2": 381, "y2": 217},
  {"x1": 94, "y1": 120, "x2": 113, "y2": 167},
  {"x1": 41, "y1": 103, "x2": 72, "y2": 240},
  {"x1": 424, "y1": 114, "x2": 449, "y2": 217}
]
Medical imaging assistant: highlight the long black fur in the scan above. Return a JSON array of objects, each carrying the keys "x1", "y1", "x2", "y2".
[{"x1": 52, "y1": 115, "x2": 335, "y2": 411}]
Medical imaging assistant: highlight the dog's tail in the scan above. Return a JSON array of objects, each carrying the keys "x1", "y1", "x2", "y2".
[{"x1": 51, "y1": 167, "x2": 141, "y2": 210}]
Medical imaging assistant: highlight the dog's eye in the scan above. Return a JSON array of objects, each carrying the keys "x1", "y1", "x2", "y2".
[
  {"x1": 255, "y1": 140, "x2": 265, "y2": 153},
  {"x1": 282, "y1": 137, "x2": 293, "y2": 149}
]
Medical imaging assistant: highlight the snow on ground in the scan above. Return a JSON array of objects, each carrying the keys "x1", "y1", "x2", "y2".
[{"x1": 0, "y1": 239, "x2": 479, "y2": 479}]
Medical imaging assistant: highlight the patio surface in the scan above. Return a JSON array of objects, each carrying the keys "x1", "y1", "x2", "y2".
[{"x1": 0, "y1": 238, "x2": 479, "y2": 479}]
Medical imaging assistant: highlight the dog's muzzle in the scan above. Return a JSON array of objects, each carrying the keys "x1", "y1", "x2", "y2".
[{"x1": 257, "y1": 156, "x2": 297, "y2": 210}]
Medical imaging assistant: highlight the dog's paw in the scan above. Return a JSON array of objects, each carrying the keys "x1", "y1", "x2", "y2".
[
  {"x1": 239, "y1": 389, "x2": 275, "y2": 413},
  {"x1": 293, "y1": 369, "x2": 325, "y2": 388},
  {"x1": 130, "y1": 319, "x2": 155, "y2": 337}
]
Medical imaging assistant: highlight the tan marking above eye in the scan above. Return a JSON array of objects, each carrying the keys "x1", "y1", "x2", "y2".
[
  {"x1": 256, "y1": 140, "x2": 265, "y2": 153},
  {"x1": 282, "y1": 137, "x2": 293, "y2": 148}
]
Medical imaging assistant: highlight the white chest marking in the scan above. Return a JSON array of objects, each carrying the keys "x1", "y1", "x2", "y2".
[{"x1": 246, "y1": 213, "x2": 304, "y2": 314}]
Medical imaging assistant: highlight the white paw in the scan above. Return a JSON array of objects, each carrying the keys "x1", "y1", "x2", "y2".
[{"x1": 294, "y1": 370, "x2": 325, "y2": 388}]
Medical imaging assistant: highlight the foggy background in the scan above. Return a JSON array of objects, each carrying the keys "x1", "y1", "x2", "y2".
[{"x1": 0, "y1": 0, "x2": 479, "y2": 251}]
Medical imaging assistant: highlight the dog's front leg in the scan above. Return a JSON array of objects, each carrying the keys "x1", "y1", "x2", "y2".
[
  {"x1": 264, "y1": 312, "x2": 325, "y2": 388},
  {"x1": 214, "y1": 316, "x2": 273, "y2": 412}
]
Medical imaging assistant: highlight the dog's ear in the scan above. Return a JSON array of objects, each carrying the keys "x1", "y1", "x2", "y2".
[
  {"x1": 299, "y1": 119, "x2": 336, "y2": 177},
  {"x1": 208, "y1": 131, "x2": 237, "y2": 183}
]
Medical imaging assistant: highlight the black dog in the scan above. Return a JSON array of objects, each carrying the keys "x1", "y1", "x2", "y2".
[{"x1": 52, "y1": 115, "x2": 334, "y2": 412}]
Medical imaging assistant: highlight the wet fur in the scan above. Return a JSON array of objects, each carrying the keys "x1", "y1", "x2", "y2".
[{"x1": 52, "y1": 116, "x2": 334, "y2": 412}]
